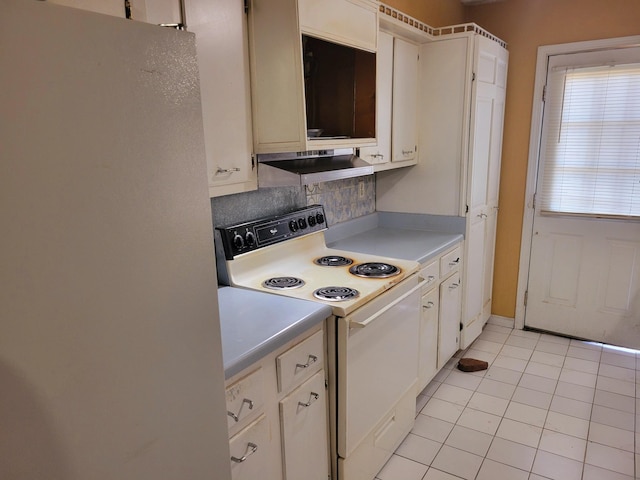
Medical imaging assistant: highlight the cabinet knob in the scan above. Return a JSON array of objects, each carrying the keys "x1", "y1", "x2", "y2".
[
  {"x1": 477, "y1": 213, "x2": 488, "y2": 218},
  {"x1": 370, "y1": 153, "x2": 384, "y2": 159},
  {"x1": 449, "y1": 258, "x2": 460, "y2": 266},
  {"x1": 402, "y1": 149, "x2": 413, "y2": 155},
  {"x1": 231, "y1": 442, "x2": 258, "y2": 463},
  {"x1": 449, "y1": 282, "x2": 460, "y2": 290},
  {"x1": 423, "y1": 301, "x2": 435, "y2": 309}
]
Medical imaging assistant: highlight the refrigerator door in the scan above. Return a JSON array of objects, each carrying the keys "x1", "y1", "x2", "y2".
[{"x1": 0, "y1": 1, "x2": 230, "y2": 479}]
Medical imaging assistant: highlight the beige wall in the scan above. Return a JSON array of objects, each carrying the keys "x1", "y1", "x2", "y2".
[{"x1": 388, "y1": 0, "x2": 640, "y2": 319}]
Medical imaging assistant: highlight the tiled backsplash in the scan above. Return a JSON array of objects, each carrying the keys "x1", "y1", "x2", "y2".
[
  {"x1": 305, "y1": 175, "x2": 375, "y2": 226},
  {"x1": 210, "y1": 175, "x2": 376, "y2": 228}
]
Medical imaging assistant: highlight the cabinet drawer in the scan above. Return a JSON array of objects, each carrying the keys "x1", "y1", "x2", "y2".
[
  {"x1": 276, "y1": 329, "x2": 324, "y2": 393},
  {"x1": 419, "y1": 260, "x2": 439, "y2": 291},
  {"x1": 229, "y1": 415, "x2": 269, "y2": 480},
  {"x1": 226, "y1": 367, "x2": 264, "y2": 436},
  {"x1": 440, "y1": 246, "x2": 462, "y2": 278}
]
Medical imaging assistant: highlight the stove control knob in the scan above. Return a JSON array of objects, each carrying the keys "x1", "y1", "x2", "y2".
[
  {"x1": 233, "y1": 233, "x2": 245, "y2": 250},
  {"x1": 245, "y1": 231, "x2": 256, "y2": 247},
  {"x1": 308, "y1": 215, "x2": 317, "y2": 227},
  {"x1": 315, "y1": 212, "x2": 325, "y2": 224},
  {"x1": 298, "y1": 217, "x2": 307, "y2": 229},
  {"x1": 289, "y1": 220, "x2": 298, "y2": 232}
]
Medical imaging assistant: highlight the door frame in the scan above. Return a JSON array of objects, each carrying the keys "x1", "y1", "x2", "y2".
[{"x1": 515, "y1": 35, "x2": 640, "y2": 330}]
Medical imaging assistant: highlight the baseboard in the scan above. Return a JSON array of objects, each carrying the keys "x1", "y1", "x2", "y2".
[{"x1": 487, "y1": 315, "x2": 515, "y2": 329}]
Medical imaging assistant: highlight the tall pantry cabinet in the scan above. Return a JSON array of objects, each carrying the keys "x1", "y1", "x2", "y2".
[{"x1": 377, "y1": 27, "x2": 508, "y2": 350}]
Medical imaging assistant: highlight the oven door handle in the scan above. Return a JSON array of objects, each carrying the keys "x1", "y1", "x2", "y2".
[{"x1": 349, "y1": 279, "x2": 424, "y2": 329}]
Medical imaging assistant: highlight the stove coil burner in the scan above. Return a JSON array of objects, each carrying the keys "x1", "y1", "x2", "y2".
[
  {"x1": 314, "y1": 255, "x2": 354, "y2": 267},
  {"x1": 349, "y1": 262, "x2": 401, "y2": 278},
  {"x1": 313, "y1": 286, "x2": 360, "y2": 302},
  {"x1": 262, "y1": 277, "x2": 305, "y2": 290}
]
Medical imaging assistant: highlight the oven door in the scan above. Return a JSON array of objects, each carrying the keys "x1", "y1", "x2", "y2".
[{"x1": 336, "y1": 274, "x2": 421, "y2": 468}]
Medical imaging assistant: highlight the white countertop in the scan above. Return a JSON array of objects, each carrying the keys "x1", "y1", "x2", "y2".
[{"x1": 218, "y1": 286, "x2": 331, "y2": 379}]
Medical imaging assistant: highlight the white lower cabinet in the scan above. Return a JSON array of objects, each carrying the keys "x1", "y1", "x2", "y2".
[
  {"x1": 280, "y1": 371, "x2": 329, "y2": 480},
  {"x1": 224, "y1": 325, "x2": 328, "y2": 480},
  {"x1": 417, "y1": 244, "x2": 463, "y2": 389},
  {"x1": 438, "y1": 272, "x2": 462, "y2": 369},
  {"x1": 418, "y1": 286, "x2": 439, "y2": 392},
  {"x1": 229, "y1": 415, "x2": 269, "y2": 480}
]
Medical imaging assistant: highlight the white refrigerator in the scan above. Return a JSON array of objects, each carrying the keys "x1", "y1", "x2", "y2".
[{"x1": 0, "y1": 1, "x2": 231, "y2": 479}]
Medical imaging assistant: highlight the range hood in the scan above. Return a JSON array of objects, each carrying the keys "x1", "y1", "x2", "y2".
[{"x1": 257, "y1": 149, "x2": 374, "y2": 187}]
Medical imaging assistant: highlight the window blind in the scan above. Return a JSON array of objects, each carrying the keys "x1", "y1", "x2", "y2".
[{"x1": 538, "y1": 62, "x2": 640, "y2": 218}]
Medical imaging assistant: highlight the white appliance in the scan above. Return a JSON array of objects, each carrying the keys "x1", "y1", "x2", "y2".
[
  {"x1": 215, "y1": 205, "x2": 422, "y2": 480},
  {"x1": 0, "y1": 1, "x2": 230, "y2": 479}
]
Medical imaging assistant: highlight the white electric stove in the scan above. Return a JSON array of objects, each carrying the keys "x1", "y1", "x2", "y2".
[{"x1": 215, "y1": 205, "x2": 422, "y2": 480}]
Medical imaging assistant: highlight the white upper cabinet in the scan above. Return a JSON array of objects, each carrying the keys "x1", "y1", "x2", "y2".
[
  {"x1": 298, "y1": 0, "x2": 377, "y2": 51},
  {"x1": 391, "y1": 37, "x2": 419, "y2": 164},
  {"x1": 360, "y1": 31, "x2": 418, "y2": 172},
  {"x1": 247, "y1": 0, "x2": 379, "y2": 154},
  {"x1": 185, "y1": 0, "x2": 257, "y2": 197},
  {"x1": 359, "y1": 31, "x2": 393, "y2": 166}
]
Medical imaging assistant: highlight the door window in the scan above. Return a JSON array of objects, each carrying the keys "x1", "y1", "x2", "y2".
[{"x1": 538, "y1": 49, "x2": 640, "y2": 219}]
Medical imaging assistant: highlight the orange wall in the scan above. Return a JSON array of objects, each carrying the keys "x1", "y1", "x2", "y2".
[
  {"x1": 384, "y1": 0, "x2": 465, "y2": 27},
  {"x1": 462, "y1": 0, "x2": 640, "y2": 318}
]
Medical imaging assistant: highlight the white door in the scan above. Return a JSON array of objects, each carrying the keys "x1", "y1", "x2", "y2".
[{"x1": 525, "y1": 45, "x2": 640, "y2": 349}]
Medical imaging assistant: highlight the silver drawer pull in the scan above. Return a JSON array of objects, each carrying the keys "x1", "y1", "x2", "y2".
[
  {"x1": 298, "y1": 392, "x2": 319, "y2": 408},
  {"x1": 449, "y1": 282, "x2": 460, "y2": 290},
  {"x1": 449, "y1": 258, "x2": 460, "y2": 266},
  {"x1": 227, "y1": 398, "x2": 254, "y2": 422},
  {"x1": 231, "y1": 442, "x2": 258, "y2": 463},
  {"x1": 216, "y1": 167, "x2": 241, "y2": 175},
  {"x1": 423, "y1": 301, "x2": 435, "y2": 309},
  {"x1": 477, "y1": 213, "x2": 488, "y2": 218},
  {"x1": 296, "y1": 354, "x2": 318, "y2": 370},
  {"x1": 402, "y1": 149, "x2": 413, "y2": 155},
  {"x1": 370, "y1": 153, "x2": 384, "y2": 159}
]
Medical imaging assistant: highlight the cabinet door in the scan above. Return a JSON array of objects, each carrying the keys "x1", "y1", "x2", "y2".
[
  {"x1": 280, "y1": 371, "x2": 329, "y2": 480},
  {"x1": 418, "y1": 287, "x2": 439, "y2": 392},
  {"x1": 461, "y1": 214, "x2": 485, "y2": 349},
  {"x1": 359, "y1": 30, "x2": 393, "y2": 166},
  {"x1": 391, "y1": 37, "x2": 419, "y2": 162},
  {"x1": 462, "y1": 35, "x2": 508, "y2": 347},
  {"x1": 438, "y1": 274, "x2": 461, "y2": 368},
  {"x1": 229, "y1": 415, "x2": 269, "y2": 480},
  {"x1": 185, "y1": 0, "x2": 257, "y2": 197}
]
